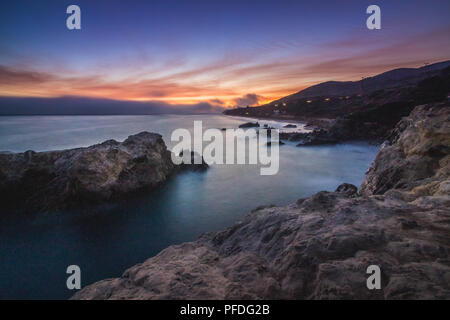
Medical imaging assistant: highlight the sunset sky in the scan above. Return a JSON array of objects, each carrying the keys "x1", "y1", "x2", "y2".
[{"x1": 0, "y1": 0, "x2": 449, "y2": 109}]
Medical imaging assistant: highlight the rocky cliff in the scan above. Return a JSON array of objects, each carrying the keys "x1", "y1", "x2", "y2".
[
  {"x1": 0, "y1": 132, "x2": 178, "y2": 213},
  {"x1": 361, "y1": 103, "x2": 449, "y2": 197},
  {"x1": 73, "y1": 103, "x2": 449, "y2": 300}
]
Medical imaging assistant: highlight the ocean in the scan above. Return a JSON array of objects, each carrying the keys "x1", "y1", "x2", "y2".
[{"x1": 0, "y1": 114, "x2": 378, "y2": 299}]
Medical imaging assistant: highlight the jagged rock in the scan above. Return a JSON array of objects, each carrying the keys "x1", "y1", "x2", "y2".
[
  {"x1": 283, "y1": 124, "x2": 297, "y2": 128},
  {"x1": 0, "y1": 132, "x2": 178, "y2": 213},
  {"x1": 178, "y1": 150, "x2": 209, "y2": 171},
  {"x1": 73, "y1": 103, "x2": 450, "y2": 300},
  {"x1": 361, "y1": 103, "x2": 450, "y2": 197}
]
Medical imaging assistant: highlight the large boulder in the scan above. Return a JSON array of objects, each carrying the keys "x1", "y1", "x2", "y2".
[
  {"x1": 73, "y1": 103, "x2": 450, "y2": 300},
  {"x1": 0, "y1": 132, "x2": 178, "y2": 213}
]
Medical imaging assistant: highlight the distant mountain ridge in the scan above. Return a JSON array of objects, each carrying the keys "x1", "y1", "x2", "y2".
[
  {"x1": 272, "y1": 60, "x2": 450, "y2": 104},
  {"x1": 223, "y1": 59, "x2": 450, "y2": 142}
]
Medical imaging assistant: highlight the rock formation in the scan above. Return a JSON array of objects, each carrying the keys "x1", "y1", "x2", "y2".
[
  {"x1": 361, "y1": 103, "x2": 450, "y2": 197},
  {"x1": 0, "y1": 132, "x2": 193, "y2": 214},
  {"x1": 73, "y1": 103, "x2": 450, "y2": 300},
  {"x1": 178, "y1": 150, "x2": 209, "y2": 171}
]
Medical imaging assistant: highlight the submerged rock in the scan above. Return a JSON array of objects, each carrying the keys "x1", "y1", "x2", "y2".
[
  {"x1": 178, "y1": 150, "x2": 209, "y2": 171},
  {"x1": 73, "y1": 103, "x2": 450, "y2": 300},
  {"x1": 0, "y1": 132, "x2": 179, "y2": 213}
]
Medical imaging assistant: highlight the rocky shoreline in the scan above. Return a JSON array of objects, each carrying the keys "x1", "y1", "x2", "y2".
[
  {"x1": 0, "y1": 132, "x2": 206, "y2": 214},
  {"x1": 227, "y1": 63, "x2": 450, "y2": 147},
  {"x1": 73, "y1": 103, "x2": 450, "y2": 300}
]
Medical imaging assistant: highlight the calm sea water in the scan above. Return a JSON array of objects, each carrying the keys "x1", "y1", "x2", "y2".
[{"x1": 0, "y1": 115, "x2": 378, "y2": 299}]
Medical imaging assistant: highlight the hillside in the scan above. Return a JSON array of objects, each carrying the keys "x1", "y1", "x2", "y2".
[
  {"x1": 224, "y1": 61, "x2": 450, "y2": 142},
  {"x1": 224, "y1": 60, "x2": 450, "y2": 121},
  {"x1": 273, "y1": 60, "x2": 450, "y2": 103}
]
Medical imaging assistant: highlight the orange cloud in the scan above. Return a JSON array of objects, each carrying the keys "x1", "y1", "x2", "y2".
[{"x1": 1, "y1": 26, "x2": 449, "y2": 107}]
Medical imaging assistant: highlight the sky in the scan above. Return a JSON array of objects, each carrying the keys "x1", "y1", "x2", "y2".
[{"x1": 0, "y1": 0, "x2": 449, "y2": 110}]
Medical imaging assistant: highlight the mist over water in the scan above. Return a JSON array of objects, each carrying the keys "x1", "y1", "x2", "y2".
[{"x1": 0, "y1": 115, "x2": 378, "y2": 299}]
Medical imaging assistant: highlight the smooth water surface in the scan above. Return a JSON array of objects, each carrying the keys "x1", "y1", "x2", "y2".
[{"x1": 0, "y1": 115, "x2": 378, "y2": 299}]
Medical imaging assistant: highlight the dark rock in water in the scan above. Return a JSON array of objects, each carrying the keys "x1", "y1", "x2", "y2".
[
  {"x1": 335, "y1": 183, "x2": 358, "y2": 197},
  {"x1": 283, "y1": 124, "x2": 297, "y2": 128},
  {"x1": 73, "y1": 103, "x2": 450, "y2": 300},
  {"x1": 279, "y1": 132, "x2": 308, "y2": 142},
  {"x1": 256, "y1": 128, "x2": 275, "y2": 137},
  {"x1": 296, "y1": 129, "x2": 339, "y2": 146},
  {"x1": 239, "y1": 122, "x2": 260, "y2": 128},
  {"x1": 266, "y1": 141, "x2": 285, "y2": 147},
  {"x1": 178, "y1": 150, "x2": 209, "y2": 171},
  {"x1": 0, "y1": 132, "x2": 179, "y2": 214}
]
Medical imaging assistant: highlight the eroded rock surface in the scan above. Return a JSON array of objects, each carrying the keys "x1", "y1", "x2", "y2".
[
  {"x1": 0, "y1": 132, "x2": 177, "y2": 213},
  {"x1": 361, "y1": 103, "x2": 450, "y2": 197},
  {"x1": 73, "y1": 103, "x2": 450, "y2": 300}
]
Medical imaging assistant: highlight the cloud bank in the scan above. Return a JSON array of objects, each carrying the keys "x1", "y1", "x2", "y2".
[
  {"x1": 0, "y1": 96, "x2": 225, "y2": 115},
  {"x1": 233, "y1": 94, "x2": 264, "y2": 107}
]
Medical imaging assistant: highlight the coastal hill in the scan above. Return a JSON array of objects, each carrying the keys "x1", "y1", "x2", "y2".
[
  {"x1": 224, "y1": 60, "x2": 450, "y2": 121},
  {"x1": 225, "y1": 60, "x2": 450, "y2": 143},
  {"x1": 73, "y1": 102, "x2": 449, "y2": 300},
  {"x1": 272, "y1": 60, "x2": 450, "y2": 104}
]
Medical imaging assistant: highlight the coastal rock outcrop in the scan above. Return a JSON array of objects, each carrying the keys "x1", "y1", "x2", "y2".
[
  {"x1": 361, "y1": 103, "x2": 450, "y2": 197},
  {"x1": 0, "y1": 132, "x2": 179, "y2": 213},
  {"x1": 73, "y1": 103, "x2": 449, "y2": 300},
  {"x1": 178, "y1": 150, "x2": 209, "y2": 171}
]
